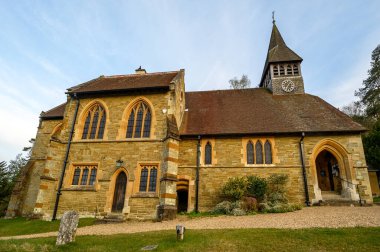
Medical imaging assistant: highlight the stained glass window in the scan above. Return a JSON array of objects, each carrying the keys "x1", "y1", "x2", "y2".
[{"x1": 265, "y1": 140, "x2": 272, "y2": 164}]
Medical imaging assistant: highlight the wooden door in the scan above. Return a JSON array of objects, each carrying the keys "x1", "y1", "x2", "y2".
[
  {"x1": 317, "y1": 161, "x2": 331, "y2": 191},
  {"x1": 112, "y1": 172, "x2": 127, "y2": 212}
]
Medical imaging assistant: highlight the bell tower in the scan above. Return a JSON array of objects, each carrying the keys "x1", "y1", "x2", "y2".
[{"x1": 259, "y1": 18, "x2": 305, "y2": 95}]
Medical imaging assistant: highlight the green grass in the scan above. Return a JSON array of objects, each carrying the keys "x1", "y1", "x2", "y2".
[
  {"x1": 373, "y1": 196, "x2": 380, "y2": 203},
  {"x1": 0, "y1": 228, "x2": 379, "y2": 252},
  {"x1": 0, "y1": 217, "x2": 96, "y2": 237}
]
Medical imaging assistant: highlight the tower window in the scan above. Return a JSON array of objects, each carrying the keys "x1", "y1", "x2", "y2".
[
  {"x1": 293, "y1": 64, "x2": 299, "y2": 75},
  {"x1": 126, "y1": 101, "x2": 152, "y2": 138},
  {"x1": 286, "y1": 65, "x2": 293, "y2": 75},
  {"x1": 273, "y1": 65, "x2": 279, "y2": 76},
  {"x1": 279, "y1": 65, "x2": 285, "y2": 76}
]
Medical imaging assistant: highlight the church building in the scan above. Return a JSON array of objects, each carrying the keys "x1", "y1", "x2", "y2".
[{"x1": 7, "y1": 21, "x2": 372, "y2": 220}]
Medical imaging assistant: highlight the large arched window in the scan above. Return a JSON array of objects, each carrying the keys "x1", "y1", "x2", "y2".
[
  {"x1": 255, "y1": 141, "x2": 263, "y2": 164},
  {"x1": 247, "y1": 141, "x2": 254, "y2": 164},
  {"x1": 264, "y1": 140, "x2": 272, "y2": 164},
  {"x1": 205, "y1": 142, "x2": 212, "y2": 165},
  {"x1": 126, "y1": 101, "x2": 152, "y2": 138},
  {"x1": 82, "y1": 104, "x2": 106, "y2": 139}
]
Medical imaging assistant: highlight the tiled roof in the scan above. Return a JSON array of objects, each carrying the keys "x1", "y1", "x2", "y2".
[
  {"x1": 40, "y1": 102, "x2": 66, "y2": 119},
  {"x1": 180, "y1": 88, "x2": 365, "y2": 136},
  {"x1": 67, "y1": 71, "x2": 180, "y2": 94}
]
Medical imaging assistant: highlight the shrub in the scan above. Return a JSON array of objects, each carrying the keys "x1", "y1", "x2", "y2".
[
  {"x1": 221, "y1": 177, "x2": 247, "y2": 201},
  {"x1": 231, "y1": 208, "x2": 246, "y2": 216},
  {"x1": 246, "y1": 176, "x2": 267, "y2": 202},
  {"x1": 266, "y1": 174, "x2": 289, "y2": 204},
  {"x1": 212, "y1": 201, "x2": 233, "y2": 214},
  {"x1": 241, "y1": 197, "x2": 258, "y2": 212}
]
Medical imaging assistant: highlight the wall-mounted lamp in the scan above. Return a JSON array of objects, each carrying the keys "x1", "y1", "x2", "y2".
[
  {"x1": 162, "y1": 108, "x2": 167, "y2": 114},
  {"x1": 116, "y1": 159, "x2": 124, "y2": 168}
]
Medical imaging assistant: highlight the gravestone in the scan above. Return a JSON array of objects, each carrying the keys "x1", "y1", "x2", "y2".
[{"x1": 56, "y1": 211, "x2": 79, "y2": 245}]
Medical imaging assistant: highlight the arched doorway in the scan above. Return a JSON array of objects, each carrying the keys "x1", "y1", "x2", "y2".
[
  {"x1": 315, "y1": 150, "x2": 341, "y2": 193},
  {"x1": 177, "y1": 179, "x2": 189, "y2": 213},
  {"x1": 112, "y1": 172, "x2": 127, "y2": 212}
]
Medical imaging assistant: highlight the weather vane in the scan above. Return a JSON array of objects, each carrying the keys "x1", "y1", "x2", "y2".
[{"x1": 272, "y1": 11, "x2": 275, "y2": 24}]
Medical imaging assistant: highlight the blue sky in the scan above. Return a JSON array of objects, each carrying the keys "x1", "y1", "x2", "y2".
[{"x1": 0, "y1": 0, "x2": 379, "y2": 162}]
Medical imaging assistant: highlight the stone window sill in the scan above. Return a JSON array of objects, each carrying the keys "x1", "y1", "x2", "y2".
[
  {"x1": 131, "y1": 192, "x2": 158, "y2": 198},
  {"x1": 62, "y1": 186, "x2": 97, "y2": 191}
]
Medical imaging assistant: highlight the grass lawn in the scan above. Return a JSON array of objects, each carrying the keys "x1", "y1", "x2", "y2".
[
  {"x1": 0, "y1": 217, "x2": 96, "y2": 237},
  {"x1": 0, "y1": 228, "x2": 379, "y2": 252}
]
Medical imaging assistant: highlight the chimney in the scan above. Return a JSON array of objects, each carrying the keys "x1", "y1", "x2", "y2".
[{"x1": 135, "y1": 66, "x2": 147, "y2": 75}]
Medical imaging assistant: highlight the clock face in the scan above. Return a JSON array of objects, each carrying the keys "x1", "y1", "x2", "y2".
[{"x1": 281, "y1": 79, "x2": 295, "y2": 93}]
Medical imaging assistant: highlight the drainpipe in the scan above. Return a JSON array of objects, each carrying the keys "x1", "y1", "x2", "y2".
[
  {"x1": 299, "y1": 132, "x2": 311, "y2": 206},
  {"x1": 195, "y1": 135, "x2": 201, "y2": 213},
  {"x1": 52, "y1": 94, "x2": 80, "y2": 220}
]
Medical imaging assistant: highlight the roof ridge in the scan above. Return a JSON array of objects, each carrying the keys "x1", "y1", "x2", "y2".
[
  {"x1": 42, "y1": 102, "x2": 66, "y2": 114},
  {"x1": 103, "y1": 70, "x2": 180, "y2": 78}
]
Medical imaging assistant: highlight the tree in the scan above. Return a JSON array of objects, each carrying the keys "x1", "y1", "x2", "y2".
[
  {"x1": 355, "y1": 45, "x2": 380, "y2": 120},
  {"x1": 341, "y1": 101, "x2": 374, "y2": 129},
  {"x1": 0, "y1": 161, "x2": 11, "y2": 216},
  {"x1": 229, "y1": 75, "x2": 251, "y2": 89},
  {"x1": 362, "y1": 120, "x2": 380, "y2": 169}
]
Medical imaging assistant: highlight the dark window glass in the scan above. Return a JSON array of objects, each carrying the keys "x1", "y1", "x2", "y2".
[
  {"x1": 247, "y1": 141, "x2": 254, "y2": 164},
  {"x1": 82, "y1": 113, "x2": 91, "y2": 139},
  {"x1": 80, "y1": 167, "x2": 89, "y2": 185},
  {"x1": 89, "y1": 168, "x2": 97, "y2": 185},
  {"x1": 139, "y1": 168, "x2": 148, "y2": 192},
  {"x1": 265, "y1": 140, "x2": 272, "y2": 164},
  {"x1": 97, "y1": 113, "x2": 106, "y2": 139},
  {"x1": 279, "y1": 65, "x2": 285, "y2": 75},
  {"x1": 293, "y1": 64, "x2": 299, "y2": 75},
  {"x1": 143, "y1": 110, "x2": 151, "y2": 138},
  {"x1": 72, "y1": 168, "x2": 81, "y2": 185},
  {"x1": 205, "y1": 142, "x2": 212, "y2": 165},
  {"x1": 286, "y1": 65, "x2": 292, "y2": 75},
  {"x1": 148, "y1": 167, "x2": 157, "y2": 192},
  {"x1": 126, "y1": 110, "x2": 135, "y2": 138},
  {"x1": 255, "y1": 141, "x2": 263, "y2": 164},
  {"x1": 89, "y1": 110, "x2": 99, "y2": 139},
  {"x1": 134, "y1": 106, "x2": 144, "y2": 138}
]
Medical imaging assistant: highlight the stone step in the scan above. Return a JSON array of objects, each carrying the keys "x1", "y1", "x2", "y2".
[{"x1": 96, "y1": 213, "x2": 127, "y2": 224}]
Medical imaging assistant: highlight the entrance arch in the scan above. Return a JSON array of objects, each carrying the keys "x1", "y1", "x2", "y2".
[
  {"x1": 177, "y1": 179, "x2": 189, "y2": 213},
  {"x1": 309, "y1": 139, "x2": 359, "y2": 203},
  {"x1": 112, "y1": 172, "x2": 127, "y2": 212}
]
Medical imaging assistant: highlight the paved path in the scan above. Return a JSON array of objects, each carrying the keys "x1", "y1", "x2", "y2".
[{"x1": 1, "y1": 206, "x2": 380, "y2": 240}]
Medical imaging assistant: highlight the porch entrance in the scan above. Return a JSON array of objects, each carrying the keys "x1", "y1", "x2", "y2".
[
  {"x1": 112, "y1": 172, "x2": 127, "y2": 212},
  {"x1": 315, "y1": 150, "x2": 341, "y2": 192}
]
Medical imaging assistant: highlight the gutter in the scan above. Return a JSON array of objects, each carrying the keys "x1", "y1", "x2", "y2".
[
  {"x1": 299, "y1": 132, "x2": 311, "y2": 206},
  {"x1": 52, "y1": 94, "x2": 80, "y2": 220},
  {"x1": 195, "y1": 135, "x2": 201, "y2": 213}
]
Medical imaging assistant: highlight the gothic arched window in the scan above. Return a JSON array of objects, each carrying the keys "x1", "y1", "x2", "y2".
[
  {"x1": 247, "y1": 141, "x2": 254, "y2": 164},
  {"x1": 264, "y1": 140, "x2": 272, "y2": 164},
  {"x1": 139, "y1": 167, "x2": 149, "y2": 192},
  {"x1": 80, "y1": 167, "x2": 89, "y2": 185},
  {"x1": 148, "y1": 167, "x2": 157, "y2": 192},
  {"x1": 255, "y1": 141, "x2": 263, "y2": 164},
  {"x1": 89, "y1": 168, "x2": 97, "y2": 185},
  {"x1": 72, "y1": 167, "x2": 81, "y2": 185},
  {"x1": 126, "y1": 101, "x2": 152, "y2": 138},
  {"x1": 82, "y1": 104, "x2": 106, "y2": 139},
  {"x1": 205, "y1": 142, "x2": 212, "y2": 165}
]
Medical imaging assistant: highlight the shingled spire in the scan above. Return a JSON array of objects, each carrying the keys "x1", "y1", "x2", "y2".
[{"x1": 260, "y1": 20, "x2": 305, "y2": 95}]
